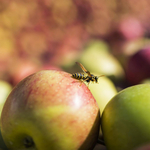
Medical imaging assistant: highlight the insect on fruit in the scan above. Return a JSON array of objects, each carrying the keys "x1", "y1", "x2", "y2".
[{"x1": 72, "y1": 62, "x2": 104, "y2": 86}]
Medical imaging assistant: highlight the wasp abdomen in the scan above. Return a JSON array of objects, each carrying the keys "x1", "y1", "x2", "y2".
[{"x1": 72, "y1": 73, "x2": 85, "y2": 80}]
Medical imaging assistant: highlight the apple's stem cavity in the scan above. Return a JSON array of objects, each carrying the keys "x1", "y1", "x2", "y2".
[{"x1": 24, "y1": 136, "x2": 34, "y2": 148}]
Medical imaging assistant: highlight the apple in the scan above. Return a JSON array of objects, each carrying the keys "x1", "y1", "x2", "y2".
[
  {"x1": 101, "y1": 84, "x2": 150, "y2": 150},
  {"x1": 88, "y1": 75, "x2": 117, "y2": 137},
  {"x1": 79, "y1": 40, "x2": 125, "y2": 82},
  {"x1": 141, "y1": 78, "x2": 150, "y2": 84},
  {"x1": 125, "y1": 47, "x2": 150, "y2": 85},
  {"x1": 89, "y1": 76, "x2": 117, "y2": 115},
  {"x1": 1, "y1": 70, "x2": 100, "y2": 150},
  {"x1": 0, "y1": 80, "x2": 12, "y2": 114},
  {"x1": 8, "y1": 59, "x2": 41, "y2": 86},
  {"x1": 118, "y1": 17, "x2": 144, "y2": 41},
  {"x1": 0, "y1": 80, "x2": 11, "y2": 150},
  {"x1": 93, "y1": 144, "x2": 107, "y2": 150},
  {"x1": 41, "y1": 64, "x2": 62, "y2": 71},
  {"x1": 0, "y1": 128, "x2": 8, "y2": 150},
  {"x1": 135, "y1": 144, "x2": 150, "y2": 150}
]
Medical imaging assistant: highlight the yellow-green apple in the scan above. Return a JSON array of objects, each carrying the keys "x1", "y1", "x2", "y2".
[
  {"x1": 0, "y1": 80, "x2": 12, "y2": 150},
  {"x1": 89, "y1": 75, "x2": 117, "y2": 137},
  {"x1": 1, "y1": 70, "x2": 100, "y2": 150},
  {"x1": 101, "y1": 84, "x2": 150, "y2": 150},
  {"x1": 79, "y1": 40, "x2": 125, "y2": 82},
  {"x1": 89, "y1": 76, "x2": 117, "y2": 115},
  {"x1": 140, "y1": 78, "x2": 150, "y2": 84},
  {"x1": 0, "y1": 80, "x2": 12, "y2": 114}
]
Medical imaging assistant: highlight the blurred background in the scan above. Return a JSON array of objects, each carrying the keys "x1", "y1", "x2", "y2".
[{"x1": 1, "y1": 0, "x2": 150, "y2": 89}]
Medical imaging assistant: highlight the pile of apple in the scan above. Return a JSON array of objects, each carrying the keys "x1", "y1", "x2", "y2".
[
  {"x1": 2, "y1": 41, "x2": 150, "y2": 150},
  {"x1": 1, "y1": 0, "x2": 150, "y2": 150},
  {"x1": 1, "y1": 0, "x2": 150, "y2": 86},
  {"x1": 2, "y1": 68, "x2": 150, "y2": 150}
]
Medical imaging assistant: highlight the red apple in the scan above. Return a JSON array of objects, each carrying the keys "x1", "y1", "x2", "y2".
[
  {"x1": 41, "y1": 64, "x2": 62, "y2": 71},
  {"x1": 125, "y1": 47, "x2": 150, "y2": 85},
  {"x1": 1, "y1": 70, "x2": 100, "y2": 150},
  {"x1": 9, "y1": 59, "x2": 41, "y2": 86},
  {"x1": 118, "y1": 17, "x2": 144, "y2": 41}
]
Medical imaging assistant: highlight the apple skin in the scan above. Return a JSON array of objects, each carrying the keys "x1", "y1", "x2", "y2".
[
  {"x1": 8, "y1": 59, "x2": 41, "y2": 86},
  {"x1": 0, "y1": 80, "x2": 12, "y2": 150},
  {"x1": 79, "y1": 40, "x2": 125, "y2": 82},
  {"x1": 89, "y1": 76, "x2": 117, "y2": 115},
  {"x1": 89, "y1": 76, "x2": 117, "y2": 137},
  {"x1": 1, "y1": 70, "x2": 100, "y2": 150},
  {"x1": 93, "y1": 144, "x2": 107, "y2": 150},
  {"x1": 0, "y1": 128, "x2": 8, "y2": 150},
  {"x1": 125, "y1": 48, "x2": 150, "y2": 85},
  {"x1": 0, "y1": 80, "x2": 12, "y2": 114},
  {"x1": 135, "y1": 144, "x2": 150, "y2": 150},
  {"x1": 101, "y1": 84, "x2": 150, "y2": 150}
]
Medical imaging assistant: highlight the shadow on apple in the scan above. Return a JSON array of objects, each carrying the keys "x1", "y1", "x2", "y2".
[
  {"x1": 79, "y1": 111, "x2": 100, "y2": 150},
  {"x1": 0, "y1": 128, "x2": 8, "y2": 150}
]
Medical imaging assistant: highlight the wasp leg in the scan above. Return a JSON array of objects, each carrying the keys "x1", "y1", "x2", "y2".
[
  {"x1": 87, "y1": 82, "x2": 90, "y2": 88},
  {"x1": 85, "y1": 80, "x2": 90, "y2": 88},
  {"x1": 79, "y1": 80, "x2": 84, "y2": 86}
]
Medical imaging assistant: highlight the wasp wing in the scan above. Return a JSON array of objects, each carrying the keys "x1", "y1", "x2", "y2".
[{"x1": 75, "y1": 62, "x2": 92, "y2": 77}]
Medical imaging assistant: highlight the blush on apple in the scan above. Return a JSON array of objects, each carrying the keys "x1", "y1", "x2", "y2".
[
  {"x1": 41, "y1": 64, "x2": 62, "y2": 71},
  {"x1": 135, "y1": 144, "x2": 150, "y2": 150},
  {"x1": 125, "y1": 47, "x2": 150, "y2": 85},
  {"x1": 8, "y1": 59, "x2": 41, "y2": 86},
  {"x1": 118, "y1": 17, "x2": 144, "y2": 41},
  {"x1": 1, "y1": 70, "x2": 100, "y2": 150}
]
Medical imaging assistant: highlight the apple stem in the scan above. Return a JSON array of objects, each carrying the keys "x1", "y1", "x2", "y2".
[{"x1": 97, "y1": 138, "x2": 105, "y2": 146}]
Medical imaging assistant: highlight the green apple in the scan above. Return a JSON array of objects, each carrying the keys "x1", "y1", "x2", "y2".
[
  {"x1": 101, "y1": 84, "x2": 150, "y2": 150},
  {"x1": 1, "y1": 70, "x2": 100, "y2": 150},
  {"x1": 89, "y1": 76, "x2": 117, "y2": 115}
]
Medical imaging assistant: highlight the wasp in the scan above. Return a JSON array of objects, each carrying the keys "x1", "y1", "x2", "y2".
[{"x1": 72, "y1": 62, "x2": 104, "y2": 86}]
